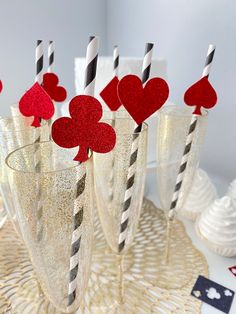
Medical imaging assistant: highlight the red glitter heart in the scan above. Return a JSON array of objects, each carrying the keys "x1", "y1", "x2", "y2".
[
  {"x1": 52, "y1": 95, "x2": 116, "y2": 162},
  {"x1": 19, "y1": 82, "x2": 54, "y2": 127},
  {"x1": 184, "y1": 77, "x2": 217, "y2": 115},
  {"x1": 100, "y1": 76, "x2": 121, "y2": 111},
  {"x1": 117, "y1": 75, "x2": 169, "y2": 124},
  {"x1": 42, "y1": 73, "x2": 67, "y2": 102},
  {"x1": 0, "y1": 80, "x2": 3, "y2": 93}
]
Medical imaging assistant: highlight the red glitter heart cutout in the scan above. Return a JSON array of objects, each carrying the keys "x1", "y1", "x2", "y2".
[{"x1": 117, "y1": 75, "x2": 169, "y2": 124}]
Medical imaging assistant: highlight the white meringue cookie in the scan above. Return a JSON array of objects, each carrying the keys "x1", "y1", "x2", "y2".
[
  {"x1": 179, "y1": 169, "x2": 217, "y2": 221},
  {"x1": 196, "y1": 196, "x2": 236, "y2": 257},
  {"x1": 227, "y1": 179, "x2": 236, "y2": 199}
]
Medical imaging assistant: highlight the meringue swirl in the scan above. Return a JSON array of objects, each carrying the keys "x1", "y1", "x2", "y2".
[
  {"x1": 227, "y1": 179, "x2": 236, "y2": 199},
  {"x1": 197, "y1": 196, "x2": 236, "y2": 248},
  {"x1": 181, "y1": 169, "x2": 217, "y2": 218}
]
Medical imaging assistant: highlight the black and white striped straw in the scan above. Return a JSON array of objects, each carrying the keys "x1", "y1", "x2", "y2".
[
  {"x1": 113, "y1": 45, "x2": 119, "y2": 78},
  {"x1": 111, "y1": 45, "x2": 119, "y2": 124},
  {"x1": 48, "y1": 40, "x2": 55, "y2": 73},
  {"x1": 34, "y1": 40, "x2": 44, "y2": 241},
  {"x1": 47, "y1": 40, "x2": 55, "y2": 136},
  {"x1": 35, "y1": 40, "x2": 44, "y2": 85},
  {"x1": 108, "y1": 45, "x2": 120, "y2": 202},
  {"x1": 67, "y1": 36, "x2": 99, "y2": 308},
  {"x1": 118, "y1": 43, "x2": 154, "y2": 253},
  {"x1": 168, "y1": 44, "x2": 216, "y2": 219},
  {"x1": 84, "y1": 36, "x2": 99, "y2": 96}
]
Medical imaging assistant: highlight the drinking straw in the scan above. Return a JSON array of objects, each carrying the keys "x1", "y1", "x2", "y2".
[
  {"x1": 67, "y1": 36, "x2": 99, "y2": 308},
  {"x1": 47, "y1": 40, "x2": 55, "y2": 136},
  {"x1": 111, "y1": 45, "x2": 119, "y2": 125},
  {"x1": 164, "y1": 45, "x2": 215, "y2": 264},
  {"x1": 113, "y1": 45, "x2": 119, "y2": 77},
  {"x1": 108, "y1": 45, "x2": 120, "y2": 202},
  {"x1": 118, "y1": 43, "x2": 154, "y2": 253},
  {"x1": 35, "y1": 40, "x2": 44, "y2": 84},
  {"x1": 35, "y1": 40, "x2": 44, "y2": 241},
  {"x1": 83, "y1": 36, "x2": 99, "y2": 96},
  {"x1": 48, "y1": 40, "x2": 55, "y2": 73},
  {"x1": 168, "y1": 44, "x2": 216, "y2": 219}
]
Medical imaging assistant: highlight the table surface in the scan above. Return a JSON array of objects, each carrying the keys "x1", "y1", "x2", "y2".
[{"x1": 146, "y1": 169, "x2": 236, "y2": 314}]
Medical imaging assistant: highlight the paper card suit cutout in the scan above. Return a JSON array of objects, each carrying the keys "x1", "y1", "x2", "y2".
[
  {"x1": 19, "y1": 82, "x2": 55, "y2": 127},
  {"x1": 42, "y1": 73, "x2": 67, "y2": 102},
  {"x1": 100, "y1": 76, "x2": 121, "y2": 111},
  {"x1": 117, "y1": 75, "x2": 169, "y2": 125},
  {"x1": 184, "y1": 77, "x2": 217, "y2": 115},
  {"x1": 229, "y1": 266, "x2": 236, "y2": 276},
  {"x1": 0, "y1": 80, "x2": 3, "y2": 93},
  {"x1": 51, "y1": 95, "x2": 116, "y2": 162}
]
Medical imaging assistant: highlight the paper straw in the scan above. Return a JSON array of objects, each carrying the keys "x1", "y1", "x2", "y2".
[
  {"x1": 111, "y1": 45, "x2": 119, "y2": 124},
  {"x1": 113, "y1": 45, "x2": 119, "y2": 77},
  {"x1": 84, "y1": 36, "x2": 99, "y2": 96},
  {"x1": 67, "y1": 36, "x2": 99, "y2": 308},
  {"x1": 118, "y1": 43, "x2": 154, "y2": 253},
  {"x1": 35, "y1": 40, "x2": 44, "y2": 85},
  {"x1": 47, "y1": 40, "x2": 55, "y2": 137},
  {"x1": 34, "y1": 40, "x2": 44, "y2": 241},
  {"x1": 108, "y1": 45, "x2": 120, "y2": 202},
  {"x1": 48, "y1": 40, "x2": 55, "y2": 73},
  {"x1": 168, "y1": 45, "x2": 216, "y2": 219}
]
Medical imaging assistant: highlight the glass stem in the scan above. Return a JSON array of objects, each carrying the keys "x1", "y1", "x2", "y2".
[
  {"x1": 117, "y1": 254, "x2": 124, "y2": 305},
  {"x1": 36, "y1": 279, "x2": 44, "y2": 297},
  {"x1": 164, "y1": 217, "x2": 173, "y2": 265}
]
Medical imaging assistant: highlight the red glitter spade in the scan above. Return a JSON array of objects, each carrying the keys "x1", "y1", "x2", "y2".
[
  {"x1": 51, "y1": 95, "x2": 116, "y2": 162},
  {"x1": 117, "y1": 75, "x2": 169, "y2": 125},
  {"x1": 184, "y1": 77, "x2": 217, "y2": 115},
  {"x1": 100, "y1": 76, "x2": 121, "y2": 111},
  {"x1": 42, "y1": 73, "x2": 67, "y2": 102},
  {"x1": 19, "y1": 82, "x2": 54, "y2": 127}
]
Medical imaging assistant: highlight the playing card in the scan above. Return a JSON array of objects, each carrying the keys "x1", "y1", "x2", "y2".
[
  {"x1": 229, "y1": 265, "x2": 236, "y2": 277},
  {"x1": 191, "y1": 275, "x2": 235, "y2": 313}
]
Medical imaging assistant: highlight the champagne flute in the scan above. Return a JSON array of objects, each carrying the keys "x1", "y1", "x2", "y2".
[
  {"x1": 156, "y1": 105, "x2": 208, "y2": 288},
  {"x1": 94, "y1": 117, "x2": 148, "y2": 310},
  {"x1": 0, "y1": 115, "x2": 49, "y2": 235},
  {"x1": 6, "y1": 141, "x2": 94, "y2": 313}
]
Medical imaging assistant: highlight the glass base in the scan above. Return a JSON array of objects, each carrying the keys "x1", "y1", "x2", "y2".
[
  {"x1": 145, "y1": 217, "x2": 193, "y2": 290},
  {"x1": 0, "y1": 199, "x2": 208, "y2": 313},
  {"x1": 89, "y1": 279, "x2": 150, "y2": 314}
]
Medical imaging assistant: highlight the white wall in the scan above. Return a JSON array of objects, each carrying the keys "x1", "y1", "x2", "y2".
[
  {"x1": 106, "y1": 0, "x2": 236, "y2": 184},
  {"x1": 0, "y1": 0, "x2": 107, "y2": 115}
]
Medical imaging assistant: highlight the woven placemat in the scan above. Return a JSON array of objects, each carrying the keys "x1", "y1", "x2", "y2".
[{"x1": 0, "y1": 198, "x2": 208, "y2": 313}]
